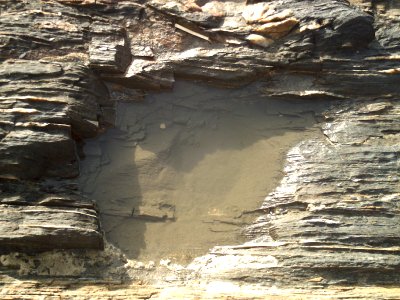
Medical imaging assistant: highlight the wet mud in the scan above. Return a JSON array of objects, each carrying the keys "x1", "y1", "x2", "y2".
[{"x1": 79, "y1": 81, "x2": 328, "y2": 264}]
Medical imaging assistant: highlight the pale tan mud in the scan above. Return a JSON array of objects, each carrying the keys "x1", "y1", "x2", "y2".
[{"x1": 79, "y1": 81, "x2": 328, "y2": 264}]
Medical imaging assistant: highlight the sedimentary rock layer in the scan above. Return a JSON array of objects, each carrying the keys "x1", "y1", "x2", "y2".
[
  {"x1": 189, "y1": 99, "x2": 400, "y2": 286},
  {"x1": 0, "y1": 59, "x2": 107, "y2": 250},
  {"x1": 0, "y1": 0, "x2": 399, "y2": 296}
]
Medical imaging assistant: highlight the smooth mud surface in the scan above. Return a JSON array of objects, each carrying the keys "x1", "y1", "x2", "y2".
[{"x1": 79, "y1": 81, "x2": 327, "y2": 264}]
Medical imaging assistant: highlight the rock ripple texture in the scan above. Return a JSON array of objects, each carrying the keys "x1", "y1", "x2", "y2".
[{"x1": 0, "y1": 0, "x2": 399, "y2": 296}]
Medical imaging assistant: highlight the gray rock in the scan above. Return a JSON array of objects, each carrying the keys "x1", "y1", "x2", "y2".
[
  {"x1": 0, "y1": 0, "x2": 399, "y2": 294},
  {"x1": 89, "y1": 23, "x2": 132, "y2": 74},
  {"x1": 0, "y1": 59, "x2": 107, "y2": 250},
  {"x1": 0, "y1": 204, "x2": 103, "y2": 252}
]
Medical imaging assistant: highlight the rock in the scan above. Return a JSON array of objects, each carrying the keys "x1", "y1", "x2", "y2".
[
  {"x1": 243, "y1": 4, "x2": 294, "y2": 25},
  {"x1": 0, "y1": 1, "x2": 91, "y2": 61},
  {"x1": 201, "y1": 1, "x2": 227, "y2": 17},
  {"x1": 89, "y1": 23, "x2": 132, "y2": 74},
  {"x1": 0, "y1": 125, "x2": 78, "y2": 180},
  {"x1": 148, "y1": 0, "x2": 224, "y2": 28},
  {"x1": 103, "y1": 59, "x2": 175, "y2": 90},
  {"x1": 187, "y1": 98, "x2": 400, "y2": 287},
  {"x1": 375, "y1": 17, "x2": 400, "y2": 50},
  {"x1": 246, "y1": 34, "x2": 275, "y2": 48},
  {"x1": 183, "y1": 0, "x2": 202, "y2": 13},
  {"x1": 0, "y1": 58, "x2": 107, "y2": 251},
  {"x1": 0, "y1": 60, "x2": 110, "y2": 178},
  {"x1": 263, "y1": 9, "x2": 294, "y2": 23},
  {"x1": 131, "y1": 45, "x2": 155, "y2": 58},
  {"x1": 107, "y1": 83, "x2": 146, "y2": 102},
  {"x1": 0, "y1": 0, "x2": 400, "y2": 296},
  {"x1": 253, "y1": 17, "x2": 299, "y2": 39},
  {"x1": 242, "y1": 2, "x2": 274, "y2": 24},
  {"x1": 132, "y1": 205, "x2": 175, "y2": 221},
  {"x1": 0, "y1": 204, "x2": 103, "y2": 252}
]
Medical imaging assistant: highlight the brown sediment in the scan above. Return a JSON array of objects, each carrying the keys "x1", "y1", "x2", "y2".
[{"x1": 79, "y1": 80, "x2": 328, "y2": 264}]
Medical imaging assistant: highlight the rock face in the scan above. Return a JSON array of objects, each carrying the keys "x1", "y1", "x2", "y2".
[
  {"x1": 0, "y1": 0, "x2": 399, "y2": 297},
  {"x1": 0, "y1": 60, "x2": 110, "y2": 177},
  {"x1": 0, "y1": 60, "x2": 107, "y2": 250},
  {"x1": 189, "y1": 99, "x2": 400, "y2": 286}
]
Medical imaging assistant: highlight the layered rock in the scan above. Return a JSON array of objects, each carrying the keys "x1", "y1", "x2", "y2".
[
  {"x1": 0, "y1": 59, "x2": 107, "y2": 251},
  {"x1": 188, "y1": 99, "x2": 400, "y2": 286},
  {"x1": 0, "y1": 0, "x2": 399, "y2": 297}
]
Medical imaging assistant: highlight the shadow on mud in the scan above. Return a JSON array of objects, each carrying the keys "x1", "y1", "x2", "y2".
[{"x1": 79, "y1": 80, "x2": 331, "y2": 264}]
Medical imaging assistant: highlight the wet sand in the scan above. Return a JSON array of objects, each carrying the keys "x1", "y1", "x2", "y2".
[{"x1": 79, "y1": 81, "x2": 327, "y2": 264}]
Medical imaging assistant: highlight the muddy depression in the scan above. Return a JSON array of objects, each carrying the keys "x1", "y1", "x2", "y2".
[{"x1": 79, "y1": 81, "x2": 328, "y2": 264}]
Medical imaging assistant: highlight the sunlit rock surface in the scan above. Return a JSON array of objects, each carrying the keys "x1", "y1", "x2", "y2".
[{"x1": 0, "y1": 0, "x2": 399, "y2": 298}]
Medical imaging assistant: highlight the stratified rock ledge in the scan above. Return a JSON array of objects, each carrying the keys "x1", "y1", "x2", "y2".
[{"x1": 0, "y1": 0, "x2": 399, "y2": 297}]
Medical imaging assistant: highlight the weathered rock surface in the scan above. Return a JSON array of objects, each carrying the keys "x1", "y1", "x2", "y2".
[
  {"x1": 189, "y1": 99, "x2": 400, "y2": 286},
  {"x1": 0, "y1": 0, "x2": 399, "y2": 297},
  {"x1": 0, "y1": 59, "x2": 108, "y2": 250},
  {"x1": 89, "y1": 23, "x2": 132, "y2": 74}
]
